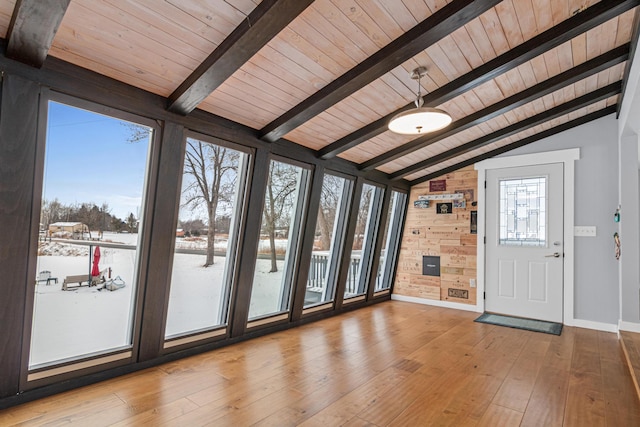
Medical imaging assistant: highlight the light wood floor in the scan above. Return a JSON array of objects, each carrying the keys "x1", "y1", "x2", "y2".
[{"x1": 1, "y1": 301, "x2": 639, "y2": 426}]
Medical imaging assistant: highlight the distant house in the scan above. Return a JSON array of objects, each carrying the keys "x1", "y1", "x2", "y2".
[
  {"x1": 48, "y1": 222, "x2": 89, "y2": 238},
  {"x1": 176, "y1": 229, "x2": 185, "y2": 237}
]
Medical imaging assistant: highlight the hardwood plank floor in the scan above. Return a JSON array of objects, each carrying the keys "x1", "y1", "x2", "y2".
[{"x1": 1, "y1": 301, "x2": 639, "y2": 426}]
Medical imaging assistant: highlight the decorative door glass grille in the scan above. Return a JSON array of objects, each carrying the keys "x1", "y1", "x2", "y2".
[{"x1": 498, "y1": 177, "x2": 546, "y2": 247}]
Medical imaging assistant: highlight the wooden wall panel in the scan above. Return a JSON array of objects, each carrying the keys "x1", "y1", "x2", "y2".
[{"x1": 394, "y1": 166, "x2": 477, "y2": 305}]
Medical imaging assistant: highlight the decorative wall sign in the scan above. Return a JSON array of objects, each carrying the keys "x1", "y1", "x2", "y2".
[
  {"x1": 418, "y1": 193, "x2": 463, "y2": 201},
  {"x1": 455, "y1": 189, "x2": 475, "y2": 201},
  {"x1": 448, "y1": 288, "x2": 469, "y2": 299},
  {"x1": 453, "y1": 200, "x2": 466, "y2": 209},
  {"x1": 441, "y1": 266, "x2": 464, "y2": 275},
  {"x1": 429, "y1": 180, "x2": 446, "y2": 192},
  {"x1": 436, "y1": 202, "x2": 453, "y2": 214},
  {"x1": 422, "y1": 256, "x2": 441, "y2": 276},
  {"x1": 413, "y1": 199, "x2": 430, "y2": 208},
  {"x1": 470, "y1": 210, "x2": 477, "y2": 234}
]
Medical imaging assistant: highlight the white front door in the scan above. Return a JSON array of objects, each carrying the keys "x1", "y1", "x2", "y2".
[{"x1": 485, "y1": 163, "x2": 564, "y2": 323}]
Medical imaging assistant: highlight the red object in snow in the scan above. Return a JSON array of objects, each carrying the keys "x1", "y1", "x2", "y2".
[{"x1": 91, "y1": 246, "x2": 101, "y2": 277}]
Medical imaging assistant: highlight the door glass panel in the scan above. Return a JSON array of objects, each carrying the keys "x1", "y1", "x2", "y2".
[
  {"x1": 304, "y1": 173, "x2": 352, "y2": 308},
  {"x1": 30, "y1": 101, "x2": 152, "y2": 369},
  {"x1": 249, "y1": 159, "x2": 310, "y2": 319},
  {"x1": 375, "y1": 191, "x2": 407, "y2": 291},
  {"x1": 165, "y1": 138, "x2": 250, "y2": 338},
  {"x1": 345, "y1": 183, "x2": 384, "y2": 299},
  {"x1": 499, "y1": 177, "x2": 546, "y2": 246}
]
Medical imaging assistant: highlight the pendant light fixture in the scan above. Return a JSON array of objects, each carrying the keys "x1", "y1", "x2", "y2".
[{"x1": 388, "y1": 66, "x2": 452, "y2": 135}]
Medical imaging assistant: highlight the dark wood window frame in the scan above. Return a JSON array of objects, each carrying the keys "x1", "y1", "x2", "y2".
[
  {"x1": 161, "y1": 130, "x2": 255, "y2": 353},
  {"x1": 300, "y1": 170, "x2": 356, "y2": 313},
  {"x1": 20, "y1": 90, "x2": 162, "y2": 391},
  {"x1": 376, "y1": 190, "x2": 409, "y2": 293},
  {"x1": 0, "y1": 55, "x2": 409, "y2": 407}
]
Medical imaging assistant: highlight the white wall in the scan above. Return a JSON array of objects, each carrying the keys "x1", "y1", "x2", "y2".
[
  {"x1": 617, "y1": 41, "x2": 640, "y2": 330},
  {"x1": 498, "y1": 114, "x2": 620, "y2": 325},
  {"x1": 618, "y1": 134, "x2": 640, "y2": 326}
]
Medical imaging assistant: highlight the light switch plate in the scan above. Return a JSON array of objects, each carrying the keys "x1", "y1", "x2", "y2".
[{"x1": 574, "y1": 226, "x2": 597, "y2": 237}]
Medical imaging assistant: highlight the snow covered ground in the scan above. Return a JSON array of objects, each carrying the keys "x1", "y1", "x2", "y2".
[
  {"x1": 30, "y1": 232, "x2": 291, "y2": 368},
  {"x1": 31, "y1": 245, "x2": 137, "y2": 367}
]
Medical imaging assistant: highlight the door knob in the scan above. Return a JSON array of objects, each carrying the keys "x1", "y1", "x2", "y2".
[{"x1": 545, "y1": 252, "x2": 560, "y2": 258}]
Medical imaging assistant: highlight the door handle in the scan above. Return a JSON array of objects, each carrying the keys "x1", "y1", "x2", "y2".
[{"x1": 545, "y1": 252, "x2": 560, "y2": 258}]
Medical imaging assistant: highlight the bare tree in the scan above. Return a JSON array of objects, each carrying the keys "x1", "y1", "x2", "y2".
[
  {"x1": 262, "y1": 161, "x2": 300, "y2": 273},
  {"x1": 353, "y1": 185, "x2": 373, "y2": 250},
  {"x1": 123, "y1": 122, "x2": 152, "y2": 144},
  {"x1": 125, "y1": 213, "x2": 138, "y2": 233},
  {"x1": 316, "y1": 175, "x2": 344, "y2": 250},
  {"x1": 182, "y1": 140, "x2": 238, "y2": 267},
  {"x1": 41, "y1": 198, "x2": 64, "y2": 228}
]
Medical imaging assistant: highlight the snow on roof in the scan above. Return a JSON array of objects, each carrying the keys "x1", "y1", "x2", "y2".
[{"x1": 49, "y1": 222, "x2": 84, "y2": 227}]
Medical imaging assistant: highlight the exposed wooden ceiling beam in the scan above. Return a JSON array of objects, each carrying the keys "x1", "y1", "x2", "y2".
[
  {"x1": 383, "y1": 46, "x2": 629, "y2": 178},
  {"x1": 410, "y1": 105, "x2": 616, "y2": 186},
  {"x1": 259, "y1": 0, "x2": 502, "y2": 143},
  {"x1": 391, "y1": 80, "x2": 623, "y2": 179},
  {"x1": 6, "y1": 0, "x2": 70, "y2": 68},
  {"x1": 318, "y1": 0, "x2": 640, "y2": 160},
  {"x1": 167, "y1": 0, "x2": 315, "y2": 115}
]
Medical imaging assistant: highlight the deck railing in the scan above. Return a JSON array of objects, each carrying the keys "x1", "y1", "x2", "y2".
[{"x1": 306, "y1": 251, "x2": 384, "y2": 299}]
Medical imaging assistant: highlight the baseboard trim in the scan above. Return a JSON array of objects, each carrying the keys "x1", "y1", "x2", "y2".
[
  {"x1": 391, "y1": 295, "x2": 621, "y2": 332},
  {"x1": 391, "y1": 294, "x2": 481, "y2": 313},
  {"x1": 619, "y1": 320, "x2": 640, "y2": 333},
  {"x1": 570, "y1": 318, "x2": 618, "y2": 333}
]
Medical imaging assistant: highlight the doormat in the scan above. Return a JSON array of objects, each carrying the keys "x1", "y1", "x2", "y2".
[{"x1": 474, "y1": 313, "x2": 562, "y2": 336}]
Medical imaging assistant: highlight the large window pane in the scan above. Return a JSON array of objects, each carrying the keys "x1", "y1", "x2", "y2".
[
  {"x1": 344, "y1": 183, "x2": 384, "y2": 299},
  {"x1": 249, "y1": 159, "x2": 310, "y2": 319},
  {"x1": 375, "y1": 191, "x2": 407, "y2": 291},
  {"x1": 304, "y1": 173, "x2": 352, "y2": 308},
  {"x1": 165, "y1": 137, "x2": 250, "y2": 338},
  {"x1": 30, "y1": 101, "x2": 152, "y2": 369}
]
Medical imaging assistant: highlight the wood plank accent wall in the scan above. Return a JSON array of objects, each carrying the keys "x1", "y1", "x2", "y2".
[{"x1": 394, "y1": 166, "x2": 477, "y2": 305}]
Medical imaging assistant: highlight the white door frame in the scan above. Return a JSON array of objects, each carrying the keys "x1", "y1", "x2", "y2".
[{"x1": 475, "y1": 148, "x2": 579, "y2": 325}]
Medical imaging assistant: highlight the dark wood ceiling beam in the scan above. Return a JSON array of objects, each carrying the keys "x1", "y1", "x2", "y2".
[
  {"x1": 386, "y1": 47, "x2": 629, "y2": 179},
  {"x1": 167, "y1": 0, "x2": 315, "y2": 115},
  {"x1": 361, "y1": 46, "x2": 628, "y2": 172},
  {"x1": 6, "y1": 0, "x2": 71, "y2": 68},
  {"x1": 392, "y1": 82, "x2": 621, "y2": 180},
  {"x1": 410, "y1": 106, "x2": 616, "y2": 186},
  {"x1": 318, "y1": 0, "x2": 639, "y2": 160},
  {"x1": 259, "y1": 0, "x2": 502, "y2": 143}
]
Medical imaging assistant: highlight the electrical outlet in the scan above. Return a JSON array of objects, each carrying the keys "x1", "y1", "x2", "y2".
[
  {"x1": 470, "y1": 279, "x2": 476, "y2": 288},
  {"x1": 574, "y1": 226, "x2": 596, "y2": 237}
]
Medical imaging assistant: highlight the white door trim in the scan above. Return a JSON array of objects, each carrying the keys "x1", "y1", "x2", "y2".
[{"x1": 475, "y1": 148, "x2": 579, "y2": 325}]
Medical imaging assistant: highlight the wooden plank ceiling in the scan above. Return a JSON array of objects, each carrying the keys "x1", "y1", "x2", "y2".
[{"x1": 2, "y1": 0, "x2": 638, "y2": 184}]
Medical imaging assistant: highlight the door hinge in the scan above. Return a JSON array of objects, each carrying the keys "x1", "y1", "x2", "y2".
[
  {"x1": 484, "y1": 180, "x2": 487, "y2": 189},
  {"x1": 483, "y1": 291, "x2": 486, "y2": 300},
  {"x1": 483, "y1": 236, "x2": 486, "y2": 244}
]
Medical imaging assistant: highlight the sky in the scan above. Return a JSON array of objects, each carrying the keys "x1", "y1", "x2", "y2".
[{"x1": 43, "y1": 101, "x2": 151, "y2": 220}]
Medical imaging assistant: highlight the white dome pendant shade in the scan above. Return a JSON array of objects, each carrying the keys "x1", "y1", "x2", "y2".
[{"x1": 388, "y1": 67, "x2": 452, "y2": 135}]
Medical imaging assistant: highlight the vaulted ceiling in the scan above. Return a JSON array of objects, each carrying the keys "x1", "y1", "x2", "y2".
[{"x1": 3, "y1": 0, "x2": 638, "y2": 184}]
